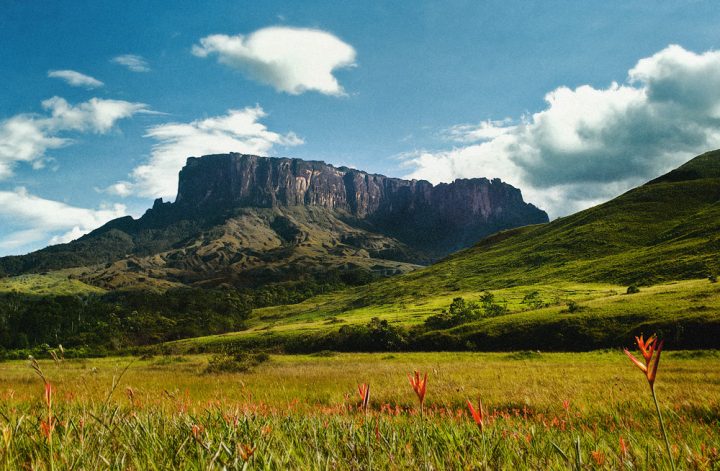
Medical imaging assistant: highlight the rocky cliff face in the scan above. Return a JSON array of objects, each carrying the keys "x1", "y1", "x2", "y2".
[
  {"x1": 166, "y1": 153, "x2": 548, "y2": 252},
  {"x1": 0, "y1": 153, "x2": 548, "y2": 286}
]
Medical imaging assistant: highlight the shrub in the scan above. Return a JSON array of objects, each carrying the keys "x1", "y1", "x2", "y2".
[
  {"x1": 480, "y1": 292, "x2": 509, "y2": 317},
  {"x1": 205, "y1": 351, "x2": 270, "y2": 374},
  {"x1": 709, "y1": 274, "x2": 718, "y2": 283},
  {"x1": 626, "y1": 285, "x2": 640, "y2": 294},
  {"x1": 521, "y1": 291, "x2": 545, "y2": 310},
  {"x1": 567, "y1": 301, "x2": 582, "y2": 313},
  {"x1": 424, "y1": 297, "x2": 481, "y2": 329}
]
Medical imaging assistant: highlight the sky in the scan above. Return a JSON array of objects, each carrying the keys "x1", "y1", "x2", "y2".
[{"x1": 2, "y1": 0, "x2": 720, "y2": 255}]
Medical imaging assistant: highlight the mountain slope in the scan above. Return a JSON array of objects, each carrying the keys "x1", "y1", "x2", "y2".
[
  {"x1": 187, "y1": 151, "x2": 718, "y2": 326},
  {"x1": 0, "y1": 153, "x2": 548, "y2": 290},
  {"x1": 365, "y1": 149, "x2": 720, "y2": 300},
  {"x1": 165, "y1": 150, "x2": 720, "y2": 352}
]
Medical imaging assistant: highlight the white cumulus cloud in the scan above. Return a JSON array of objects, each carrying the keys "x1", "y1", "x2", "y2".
[
  {"x1": 0, "y1": 187, "x2": 127, "y2": 254},
  {"x1": 109, "y1": 106, "x2": 303, "y2": 199},
  {"x1": 48, "y1": 69, "x2": 104, "y2": 88},
  {"x1": 403, "y1": 45, "x2": 720, "y2": 218},
  {"x1": 0, "y1": 97, "x2": 149, "y2": 179},
  {"x1": 111, "y1": 54, "x2": 150, "y2": 72},
  {"x1": 193, "y1": 26, "x2": 356, "y2": 96}
]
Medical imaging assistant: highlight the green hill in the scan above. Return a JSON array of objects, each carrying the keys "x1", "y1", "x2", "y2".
[
  {"x1": 330, "y1": 149, "x2": 720, "y2": 303},
  {"x1": 167, "y1": 150, "x2": 720, "y2": 353},
  {"x1": 4, "y1": 150, "x2": 720, "y2": 355}
]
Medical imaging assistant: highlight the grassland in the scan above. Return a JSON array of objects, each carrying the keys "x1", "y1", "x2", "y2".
[
  {"x1": 0, "y1": 273, "x2": 104, "y2": 296},
  {"x1": 0, "y1": 351, "x2": 718, "y2": 469},
  {"x1": 167, "y1": 278, "x2": 720, "y2": 353},
  {"x1": 158, "y1": 151, "x2": 720, "y2": 353}
]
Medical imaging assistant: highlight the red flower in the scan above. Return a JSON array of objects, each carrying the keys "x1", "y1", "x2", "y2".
[
  {"x1": 357, "y1": 383, "x2": 370, "y2": 412},
  {"x1": 619, "y1": 436, "x2": 628, "y2": 457},
  {"x1": 466, "y1": 399, "x2": 484, "y2": 431},
  {"x1": 238, "y1": 443, "x2": 256, "y2": 461},
  {"x1": 40, "y1": 419, "x2": 55, "y2": 439},
  {"x1": 408, "y1": 371, "x2": 427, "y2": 404},
  {"x1": 624, "y1": 334, "x2": 664, "y2": 387}
]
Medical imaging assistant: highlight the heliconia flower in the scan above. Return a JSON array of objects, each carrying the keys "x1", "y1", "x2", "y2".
[
  {"x1": 408, "y1": 371, "x2": 427, "y2": 406},
  {"x1": 191, "y1": 424, "x2": 204, "y2": 441},
  {"x1": 238, "y1": 443, "x2": 256, "y2": 461},
  {"x1": 40, "y1": 419, "x2": 55, "y2": 439},
  {"x1": 357, "y1": 383, "x2": 370, "y2": 412},
  {"x1": 624, "y1": 334, "x2": 664, "y2": 387},
  {"x1": 619, "y1": 436, "x2": 628, "y2": 457},
  {"x1": 636, "y1": 334, "x2": 657, "y2": 363},
  {"x1": 466, "y1": 399, "x2": 484, "y2": 431}
]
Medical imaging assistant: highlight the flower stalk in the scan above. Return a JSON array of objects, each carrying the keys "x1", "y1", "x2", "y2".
[{"x1": 624, "y1": 334, "x2": 674, "y2": 470}]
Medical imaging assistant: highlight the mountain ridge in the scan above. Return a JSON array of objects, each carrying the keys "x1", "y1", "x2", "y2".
[{"x1": 0, "y1": 153, "x2": 548, "y2": 290}]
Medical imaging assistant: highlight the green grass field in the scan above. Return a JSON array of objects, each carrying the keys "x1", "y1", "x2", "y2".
[
  {"x1": 0, "y1": 273, "x2": 104, "y2": 296},
  {"x1": 166, "y1": 278, "x2": 720, "y2": 353},
  {"x1": 0, "y1": 351, "x2": 718, "y2": 469}
]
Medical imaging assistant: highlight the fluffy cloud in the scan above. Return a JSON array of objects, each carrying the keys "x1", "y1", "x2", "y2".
[
  {"x1": 109, "y1": 106, "x2": 303, "y2": 199},
  {"x1": 0, "y1": 97, "x2": 148, "y2": 178},
  {"x1": 0, "y1": 187, "x2": 127, "y2": 253},
  {"x1": 403, "y1": 45, "x2": 720, "y2": 217},
  {"x1": 48, "y1": 69, "x2": 104, "y2": 88},
  {"x1": 193, "y1": 26, "x2": 356, "y2": 96},
  {"x1": 111, "y1": 54, "x2": 150, "y2": 72}
]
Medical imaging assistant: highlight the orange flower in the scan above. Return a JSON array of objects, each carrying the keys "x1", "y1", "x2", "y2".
[
  {"x1": 357, "y1": 383, "x2": 370, "y2": 412},
  {"x1": 619, "y1": 436, "x2": 628, "y2": 457},
  {"x1": 40, "y1": 419, "x2": 55, "y2": 439},
  {"x1": 238, "y1": 443, "x2": 256, "y2": 461},
  {"x1": 408, "y1": 371, "x2": 427, "y2": 406},
  {"x1": 624, "y1": 334, "x2": 664, "y2": 387},
  {"x1": 466, "y1": 399, "x2": 484, "y2": 431},
  {"x1": 191, "y1": 424, "x2": 204, "y2": 441}
]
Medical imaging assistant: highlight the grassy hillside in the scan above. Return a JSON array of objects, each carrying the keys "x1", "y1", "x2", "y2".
[
  {"x1": 0, "y1": 273, "x2": 105, "y2": 296},
  {"x1": 165, "y1": 278, "x2": 720, "y2": 353},
  {"x1": 288, "y1": 150, "x2": 720, "y2": 308},
  {"x1": 168, "y1": 150, "x2": 720, "y2": 352}
]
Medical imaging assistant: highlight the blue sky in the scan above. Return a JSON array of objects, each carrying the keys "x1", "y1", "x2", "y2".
[{"x1": 2, "y1": 1, "x2": 720, "y2": 255}]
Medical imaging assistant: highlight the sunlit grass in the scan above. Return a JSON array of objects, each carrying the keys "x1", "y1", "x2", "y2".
[
  {"x1": 168, "y1": 279, "x2": 720, "y2": 353},
  {"x1": 0, "y1": 351, "x2": 718, "y2": 468}
]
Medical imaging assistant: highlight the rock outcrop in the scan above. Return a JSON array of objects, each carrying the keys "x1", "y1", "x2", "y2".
[
  {"x1": 0, "y1": 153, "x2": 548, "y2": 287},
  {"x1": 164, "y1": 153, "x2": 548, "y2": 252}
]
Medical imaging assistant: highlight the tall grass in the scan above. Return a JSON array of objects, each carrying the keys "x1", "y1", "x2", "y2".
[{"x1": 0, "y1": 351, "x2": 718, "y2": 469}]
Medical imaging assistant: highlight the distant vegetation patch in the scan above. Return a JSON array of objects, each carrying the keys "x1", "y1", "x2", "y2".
[{"x1": 205, "y1": 351, "x2": 270, "y2": 374}]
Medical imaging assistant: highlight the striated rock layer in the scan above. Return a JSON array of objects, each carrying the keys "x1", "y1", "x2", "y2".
[
  {"x1": 165, "y1": 153, "x2": 548, "y2": 252},
  {"x1": 0, "y1": 153, "x2": 548, "y2": 287}
]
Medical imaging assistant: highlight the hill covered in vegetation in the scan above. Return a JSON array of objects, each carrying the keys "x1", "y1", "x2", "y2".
[{"x1": 169, "y1": 150, "x2": 720, "y2": 353}]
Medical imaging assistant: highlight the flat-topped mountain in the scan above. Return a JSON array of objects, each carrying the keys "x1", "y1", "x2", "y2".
[
  {"x1": 171, "y1": 154, "x2": 547, "y2": 251},
  {"x1": 0, "y1": 153, "x2": 548, "y2": 290}
]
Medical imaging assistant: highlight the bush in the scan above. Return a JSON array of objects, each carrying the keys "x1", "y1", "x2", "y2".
[
  {"x1": 424, "y1": 297, "x2": 481, "y2": 329},
  {"x1": 709, "y1": 274, "x2": 718, "y2": 283},
  {"x1": 480, "y1": 292, "x2": 508, "y2": 317},
  {"x1": 567, "y1": 301, "x2": 582, "y2": 313},
  {"x1": 205, "y1": 351, "x2": 270, "y2": 374},
  {"x1": 521, "y1": 291, "x2": 545, "y2": 310},
  {"x1": 626, "y1": 285, "x2": 640, "y2": 294}
]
